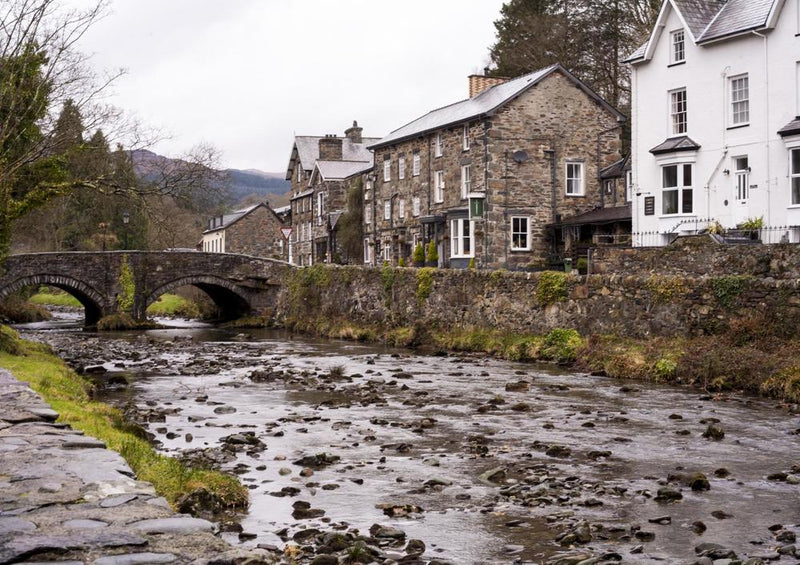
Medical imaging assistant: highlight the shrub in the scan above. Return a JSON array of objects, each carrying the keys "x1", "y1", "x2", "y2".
[
  {"x1": 0, "y1": 296, "x2": 52, "y2": 323},
  {"x1": 739, "y1": 216, "x2": 764, "y2": 230},
  {"x1": 539, "y1": 328, "x2": 582, "y2": 362},
  {"x1": 762, "y1": 367, "x2": 800, "y2": 403},
  {"x1": 653, "y1": 357, "x2": 678, "y2": 381},
  {"x1": 381, "y1": 264, "x2": 395, "y2": 297},
  {"x1": 398, "y1": 257, "x2": 406, "y2": 267},
  {"x1": 413, "y1": 243, "x2": 425, "y2": 264},
  {"x1": 645, "y1": 275, "x2": 687, "y2": 303},
  {"x1": 711, "y1": 275, "x2": 749, "y2": 309},
  {"x1": 536, "y1": 271, "x2": 568, "y2": 306},
  {"x1": 416, "y1": 267, "x2": 435, "y2": 303},
  {"x1": 468, "y1": 258, "x2": 475, "y2": 269},
  {"x1": 97, "y1": 313, "x2": 138, "y2": 331},
  {"x1": 576, "y1": 257, "x2": 588, "y2": 274},
  {"x1": 426, "y1": 241, "x2": 438, "y2": 264},
  {"x1": 117, "y1": 254, "x2": 135, "y2": 313}
]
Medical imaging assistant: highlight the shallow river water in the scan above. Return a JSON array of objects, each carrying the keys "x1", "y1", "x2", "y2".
[{"x1": 17, "y1": 315, "x2": 800, "y2": 565}]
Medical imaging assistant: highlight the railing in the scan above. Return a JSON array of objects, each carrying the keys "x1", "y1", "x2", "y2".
[
  {"x1": 592, "y1": 233, "x2": 632, "y2": 246},
  {"x1": 632, "y1": 225, "x2": 800, "y2": 247}
]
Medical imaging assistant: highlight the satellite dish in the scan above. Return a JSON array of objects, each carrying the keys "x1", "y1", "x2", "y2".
[{"x1": 512, "y1": 150, "x2": 529, "y2": 164}]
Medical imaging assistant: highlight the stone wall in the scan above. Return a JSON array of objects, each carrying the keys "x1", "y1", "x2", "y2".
[
  {"x1": 225, "y1": 206, "x2": 287, "y2": 260},
  {"x1": 276, "y1": 264, "x2": 800, "y2": 339},
  {"x1": 591, "y1": 235, "x2": 800, "y2": 279}
]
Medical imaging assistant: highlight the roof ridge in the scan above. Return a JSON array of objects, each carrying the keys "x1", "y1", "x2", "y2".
[{"x1": 698, "y1": 0, "x2": 729, "y2": 40}]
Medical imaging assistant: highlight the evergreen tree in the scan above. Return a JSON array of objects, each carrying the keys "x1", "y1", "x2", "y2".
[{"x1": 336, "y1": 178, "x2": 364, "y2": 264}]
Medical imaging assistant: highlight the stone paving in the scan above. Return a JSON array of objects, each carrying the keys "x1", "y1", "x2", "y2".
[{"x1": 0, "y1": 369, "x2": 276, "y2": 565}]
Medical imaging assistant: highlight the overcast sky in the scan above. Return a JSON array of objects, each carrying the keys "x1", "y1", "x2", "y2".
[{"x1": 71, "y1": 0, "x2": 507, "y2": 173}]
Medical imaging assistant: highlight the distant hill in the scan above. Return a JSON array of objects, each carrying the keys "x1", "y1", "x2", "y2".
[{"x1": 131, "y1": 149, "x2": 290, "y2": 206}]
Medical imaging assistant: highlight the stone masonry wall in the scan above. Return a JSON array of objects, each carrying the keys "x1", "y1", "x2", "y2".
[
  {"x1": 225, "y1": 206, "x2": 287, "y2": 261},
  {"x1": 591, "y1": 235, "x2": 800, "y2": 279},
  {"x1": 276, "y1": 265, "x2": 800, "y2": 339}
]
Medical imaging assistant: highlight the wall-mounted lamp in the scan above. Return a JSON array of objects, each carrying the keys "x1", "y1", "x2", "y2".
[
  {"x1": 723, "y1": 169, "x2": 730, "y2": 175},
  {"x1": 747, "y1": 166, "x2": 752, "y2": 172}
]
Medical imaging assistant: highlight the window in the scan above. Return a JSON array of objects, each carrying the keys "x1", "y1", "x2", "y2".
[
  {"x1": 383, "y1": 244, "x2": 391, "y2": 262},
  {"x1": 363, "y1": 239, "x2": 372, "y2": 264},
  {"x1": 734, "y1": 156, "x2": 749, "y2": 202},
  {"x1": 365, "y1": 179, "x2": 372, "y2": 200},
  {"x1": 626, "y1": 170, "x2": 633, "y2": 203},
  {"x1": 511, "y1": 216, "x2": 530, "y2": 250},
  {"x1": 730, "y1": 75, "x2": 749, "y2": 126},
  {"x1": 434, "y1": 170, "x2": 445, "y2": 203},
  {"x1": 792, "y1": 149, "x2": 800, "y2": 205},
  {"x1": 317, "y1": 192, "x2": 326, "y2": 226},
  {"x1": 399, "y1": 156, "x2": 406, "y2": 180},
  {"x1": 566, "y1": 162, "x2": 584, "y2": 196},
  {"x1": 462, "y1": 124, "x2": 470, "y2": 151},
  {"x1": 450, "y1": 218, "x2": 473, "y2": 258},
  {"x1": 461, "y1": 165, "x2": 471, "y2": 199},
  {"x1": 383, "y1": 157, "x2": 391, "y2": 182},
  {"x1": 670, "y1": 89, "x2": 687, "y2": 135},
  {"x1": 384, "y1": 200, "x2": 391, "y2": 220},
  {"x1": 435, "y1": 133, "x2": 442, "y2": 157},
  {"x1": 297, "y1": 164, "x2": 302, "y2": 183},
  {"x1": 671, "y1": 30, "x2": 685, "y2": 64},
  {"x1": 398, "y1": 199, "x2": 405, "y2": 219},
  {"x1": 412, "y1": 196, "x2": 421, "y2": 217},
  {"x1": 412, "y1": 152, "x2": 421, "y2": 176},
  {"x1": 662, "y1": 163, "x2": 693, "y2": 215},
  {"x1": 364, "y1": 206, "x2": 372, "y2": 225}
]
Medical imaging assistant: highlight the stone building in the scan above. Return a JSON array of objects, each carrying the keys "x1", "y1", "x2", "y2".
[
  {"x1": 285, "y1": 122, "x2": 378, "y2": 265},
  {"x1": 201, "y1": 203, "x2": 287, "y2": 260},
  {"x1": 366, "y1": 64, "x2": 624, "y2": 269}
]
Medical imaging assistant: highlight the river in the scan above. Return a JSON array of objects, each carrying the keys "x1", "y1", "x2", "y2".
[{"x1": 15, "y1": 313, "x2": 800, "y2": 565}]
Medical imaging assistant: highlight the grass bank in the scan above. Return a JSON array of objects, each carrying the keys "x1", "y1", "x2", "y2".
[
  {"x1": 0, "y1": 326, "x2": 248, "y2": 512},
  {"x1": 146, "y1": 294, "x2": 201, "y2": 318},
  {"x1": 281, "y1": 317, "x2": 800, "y2": 405},
  {"x1": 30, "y1": 289, "x2": 82, "y2": 308}
]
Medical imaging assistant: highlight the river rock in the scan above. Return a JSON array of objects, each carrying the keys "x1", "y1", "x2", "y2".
[
  {"x1": 293, "y1": 453, "x2": 340, "y2": 468},
  {"x1": 702, "y1": 424, "x2": 725, "y2": 441},
  {"x1": 370, "y1": 523, "x2": 406, "y2": 539}
]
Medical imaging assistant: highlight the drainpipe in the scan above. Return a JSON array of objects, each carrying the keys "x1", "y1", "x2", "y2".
[
  {"x1": 543, "y1": 148, "x2": 558, "y2": 257},
  {"x1": 483, "y1": 120, "x2": 490, "y2": 268},
  {"x1": 751, "y1": 30, "x2": 771, "y2": 227}
]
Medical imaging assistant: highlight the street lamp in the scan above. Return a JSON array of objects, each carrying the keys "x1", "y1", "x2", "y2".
[
  {"x1": 98, "y1": 222, "x2": 108, "y2": 251},
  {"x1": 122, "y1": 211, "x2": 130, "y2": 249}
]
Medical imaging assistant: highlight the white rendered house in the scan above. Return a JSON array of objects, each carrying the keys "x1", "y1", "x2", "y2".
[{"x1": 627, "y1": 0, "x2": 800, "y2": 246}]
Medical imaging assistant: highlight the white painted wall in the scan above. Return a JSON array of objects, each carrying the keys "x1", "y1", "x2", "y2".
[
  {"x1": 631, "y1": 0, "x2": 800, "y2": 246},
  {"x1": 201, "y1": 231, "x2": 225, "y2": 253}
]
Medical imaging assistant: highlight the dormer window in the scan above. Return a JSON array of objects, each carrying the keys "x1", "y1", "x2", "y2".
[{"x1": 670, "y1": 30, "x2": 685, "y2": 65}]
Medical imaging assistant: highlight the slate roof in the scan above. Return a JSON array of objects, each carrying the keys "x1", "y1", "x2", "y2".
[
  {"x1": 649, "y1": 135, "x2": 702, "y2": 155},
  {"x1": 778, "y1": 117, "x2": 800, "y2": 137},
  {"x1": 674, "y1": 0, "x2": 726, "y2": 39},
  {"x1": 599, "y1": 155, "x2": 631, "y2": 179},
  {"x1": 314, "y1": 160, "x2": 373, "y2": 182},
  {"x1": 369, "y1": 64, "x2": 623, "y2": 150},
  {"x1": 557, "y1": 205, "x2": 632, "y2": 226},
  {"x1": 203, "y1": 204, "x2": 261, "y2": 234},
  {"x1": 285, "y1": 136, "x2": 380, "y2": 180}
]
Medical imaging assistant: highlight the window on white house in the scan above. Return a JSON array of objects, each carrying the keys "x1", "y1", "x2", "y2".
[
  {"x1": 434, "y1": 170, "x2": 445, "y2": 203},
  {"x1": 383, "y1": 157, "x2": 391, "y2": 182},
  {"x1": 364, "y1": 238, "x2": 372, "y2": 264},
  {"x1": 462, "y1": 124, "x2": 470, "y2": 151},
  {"x1": 435, "y1": 133, "x2": 443, "y2": 157},
  {"x1": 670, "y1": 89, "x2": 688, "y2": 135},
  {"x1": 510, "y1": 216, "x2": 530, "y2": 250},
  {"x1": 398, "y1": 199, "x2": 405, "y2": 219},
  {"x1": 461, "y1": 165, "x2": 471, "y2": 199},
  {"x1": 730, "y1": 75, "x2": 749, "y2": 126},
  {"x1": 792, "y1": 149, "x2": 800, "y2": 205},
  {"x1": 662, "y1": 163, "x2": 693, "y2": 215},
  {"x1": 671, "y1": 30, "x2": 685, "y2": 64},
  {"x1": 412, "y1": 196, "x2": 421, "y2": 217},
  {"x1": 365, "y1": 179, "x2": 372, "y2": 200},
  {"x1": 734, "y1": 156, "x2": 749, "y2": 202},
  {"x1": 450, "y1": 218, "x2": 473, "y2": 258},
  {"x1": 399, "y1": 156, "x2": 406, "y2": 180},
  {"x1": 566, "y1": 162, "x2": 584, "y2": 196},
  {"x1": 384, "y1": 200, "x2": 391, "y2": 220},
  {"x1": 412, "y1": 152, "x2": 421, "y2": 176},
  {"x1": 626, "y1": 170, "x2": 633, "y2": 203},
  {"x1": 364, "y1": 206, "x2": 372, "y2": 225}
]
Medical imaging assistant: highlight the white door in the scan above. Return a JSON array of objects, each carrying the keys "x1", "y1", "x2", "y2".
[{"x1": 733, "y1": 156, "x2": 749, "y2": 225}]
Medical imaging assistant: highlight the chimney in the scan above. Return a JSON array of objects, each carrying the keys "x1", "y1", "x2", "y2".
[
  {"x1": 345, "y1": 120, "x2": 363, "y2": 144},
  {"x1": 468, "y1": 68, "x2": 509, "y2": 98},
  {"x1": 319, "y1": 134, "x2": 343, "y2": 161}
]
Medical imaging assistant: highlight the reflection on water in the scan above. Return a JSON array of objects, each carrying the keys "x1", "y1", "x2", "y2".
[{"x1": 18, "y1": 317, "x2": 800, "y2": 565}]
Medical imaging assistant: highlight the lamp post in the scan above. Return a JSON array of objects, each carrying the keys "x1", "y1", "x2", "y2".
[
  {"x1": 98, "y1": 222, "x2": 108, "y2": 251},
  {"x1": 122, "y1": 211, "x2": 130, "y2": 249}
]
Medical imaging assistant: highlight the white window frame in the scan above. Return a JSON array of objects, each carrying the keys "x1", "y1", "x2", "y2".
[
  {"x1": 363, "y1": 238, "x2": 372, "y2": 264},
  {"x1": 670, "y1": 29, "x2": 685, "y2": 64},
  {"x1": 449, "y1": 218, "x2": 474, "y2": 259},
  {"x1": 670, "y1": 88, "x2": 688, "y2": 136},
  {"x1": 297, "y1": 164, "x2": 302, "y2": 183},
  {"x1": 399, "y1": 156, "x2": 406, "y2": 180},
  {"x1": 435, "y1": 133, "x2": 443, "y2": 158},
  {"x1": 626, "y1": 170, "x2": 633, "y2": 203},
  {"x1": 412, "y1": 196, "x2": 420, "y2": 217},
  {"x1": 661, "y1": 162, "x2": 693, "y2": 216},
  {"x1": 734, "y1": 156, "x2": 749, "y2": 202},
  {"x1": 382, "y1": 244, "x2": 391, "y2": 262},
  {"x1": 365, "y1": 179, "x2": 372, "y2": 200},
  {"x1": 434, "y1": 170, "x2": 445, "y2": 203},
  {"x1": 317, "y1": 192, "x2": 326, "y2": 226},
  {"x1": 791, "y1": 149, "x2": 800, "y2": 206},
  {"x1": 510, "y1": 216, "x2": 530, "y2": 251},
  {"x1": 460, "y1": 165, "x2": 471, "y2": 199},
  {"x1": 383, "y1": 158, "x2": 391, "y2": 182},
  {"x1": 730, "y1": 74, "x2": 750, "y2": 126},
  {"x1": 398, "y1": 199, "x2": 405, "y2": 219},
  {"x1": 364, "y1": 205, "x2": 372, "y2": 225},
  {"x1": 412, "y1": 152, "x2": 421, "y2": 176},
  {"x1": 384, "y1": 200, "x2": 391, "y2": 221},
  {"x1": 566, "y1": 162, "x2": 584, "y2": 196},
  {"x1": 462, "y1": 124, "x2": 470, "y2": 151}
]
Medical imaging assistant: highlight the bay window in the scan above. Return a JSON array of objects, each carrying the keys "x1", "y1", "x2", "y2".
[
  {"x1": 450, "y1": 218, "x2": 473, "y2": 258},
  {"x1": 662, "y1": 163, "x2": 693, "y2": 215}
]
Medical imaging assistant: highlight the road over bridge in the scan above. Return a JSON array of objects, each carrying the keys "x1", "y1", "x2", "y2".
[{"x1": 0, "y1": 252, "x2": 292, "y2": 326}]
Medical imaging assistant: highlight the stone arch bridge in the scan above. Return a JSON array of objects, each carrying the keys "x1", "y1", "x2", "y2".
[{"x1": 0, "y1": 252, "x2": 293, "y2": 326}]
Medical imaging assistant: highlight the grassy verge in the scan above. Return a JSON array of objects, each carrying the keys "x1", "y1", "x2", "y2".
[
  {"x1": 0, "y1": 326, "x2": 248, "y2": 511},
  {"x1": 30, "y1": 290, "x2": 82, "y2": 308},
  {"x1": 0, "y1": 296, "x2": 52, "y2": 323},
  {"x1": 281, "y1": 317, "x2": 800, "y2": 404},
  {"x1": 146, "y1": 294, "x2": 201, "y2": 318}
]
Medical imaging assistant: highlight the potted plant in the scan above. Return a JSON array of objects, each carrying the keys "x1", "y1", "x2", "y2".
[
  {"x1": 426, "y1": 240, "x2": 438, "y2": 267},
  {"x1": 413, "y1": 243, "x2": 425, "y2": 267}
]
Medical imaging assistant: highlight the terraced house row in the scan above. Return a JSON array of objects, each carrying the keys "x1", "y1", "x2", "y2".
[{"x1": 285, "y1": 66, "x2": 627, "y2": 269}]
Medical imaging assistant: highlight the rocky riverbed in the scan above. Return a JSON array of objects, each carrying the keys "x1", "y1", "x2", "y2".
[{"x1": 19, "y1": 321, "x2": 800, "y2": 565}]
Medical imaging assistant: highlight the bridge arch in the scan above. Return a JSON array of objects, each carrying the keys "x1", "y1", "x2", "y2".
[
  {"x1": 0, "y1": 274, "x2": 105, "y2": 326},
  {"x1": 144, "y1": 275, "x2": 252, "y2": 321}
]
